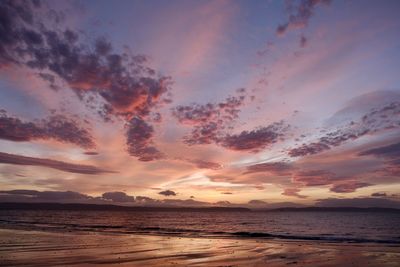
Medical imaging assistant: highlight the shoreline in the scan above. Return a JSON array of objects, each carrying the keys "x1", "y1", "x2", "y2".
[
  {"x1": 1, "y1": 228, "x2": 400, "y2": 266},
  {"x1": 0, "y1": 222, "x2": 399, "y2": 245}
]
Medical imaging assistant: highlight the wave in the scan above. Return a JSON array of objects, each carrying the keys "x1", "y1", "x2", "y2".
[
  {"x1": 1, "y1": 219, "x2": 399, "y2": 245},
  {"x1": 230, "y1": 231, "x2": 400, "y2": 244}
]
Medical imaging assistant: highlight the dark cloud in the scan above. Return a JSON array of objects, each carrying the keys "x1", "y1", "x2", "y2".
[
  {"x1": 102, "y1": 191, "x2": 135, "y2": 202},
  {"x1": 0, "y1": 0, "x2": 171, "y2": 161},
  {"x1": 173, "y1": 89, "x2": 289, "y2": 152},
  {"x1": 248, "y1": 199, "x2": 267, "y2": 205},
  {"x1": 172, "y1": 90, "x2": 247, "y2": 145},
  {"x1": 0, "y1": 189, "x2": 92, "y2": 203},
  {"x1": 0, "y1": 111, "x2": 95, "y2": 149},
  {"x1": 158, "y1": 190, "x2": 176, "y2": 196},
  {"x1": 282, "y1": 188, "x2": 307, "y2": 198},
  {"x1": 276, "y1": 0, "x2": 331, "y2": 36},
  {"x1": 219, "y1": 121, "x2": 289, "y2": 152},
  {"x1": 125, "y1": 117, "x2": 164, "y2": 161},
  {"x1": 292, "y1": 169, "x2": 334, "y2": 186},
  {"x1": 213, "y1": 200, "x2": 230, "y2": 206},
  {"x1": 289, "y1": 102, "x2": 400, "y2": 157},
  {"x1": 359, "y1": 142, "x2": 400, "y2": 158},
  {"x1": 329, "y1": 181, "x2": 372, "y2": 193},
  {"x1": 0, "y1": 189, "x2": 304, "y2": 208},
  {"x1": 221, "y1": 192, "x2": 233, "y2": 195},
  {"x1": 244, "y1": 162, "x2": 293, "y2": 175},
  {"x1": 292, "y1": 169, "x2": 372, "y2": 194},
  {"x1": 0, "y1": 151, "x2": 114, "y2": 174},
  {"x1": 316, "y1": 197, "x2": 400, "y2": 209},
  {"x1": 84, "y1": 151, "x2": 98, "y2": 155}
]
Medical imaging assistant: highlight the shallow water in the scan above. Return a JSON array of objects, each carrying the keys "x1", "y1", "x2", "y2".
[
  {"x1": 2, "y1": 228, "x2": 400, "y2": 267},
  {"x1": 0, "y1": 210, "x2": 399, "y2": 244}
]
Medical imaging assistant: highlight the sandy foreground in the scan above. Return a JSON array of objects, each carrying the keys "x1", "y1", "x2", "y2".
[{"x1": 0, "y1": 228, "x2": 399, "y2": 267}]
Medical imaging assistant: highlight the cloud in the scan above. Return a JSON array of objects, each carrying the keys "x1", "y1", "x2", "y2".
[
  {"x1": 327, "y1": 90, "x2": 400, "y2": 126},
  {"x1": 188, "y1": 159, "x2": 222, "y2": 170},
  {"x1": 289, "y1": 102, "x2": 400, "y2": 157},
  {"x1": 329, "y1": 181, "x2": 372, "y2": 193},
  {"x1": 292, "y1": 169, "x2": 334, "y2": 186},
  {"x1": 276, "y1": 0, "x2": 332, "y2": 36},
  {"x1": 172, "y1": 89, "x2": 289, "y2": 152},
  {"x1": 0, "y1": 151, "x2": 114, "y2": 174},
  {"x1": 359, "y1": 142, "x2": 400, "y2": 177},
  {"x1": 371, "y1": 192, "x2": 387, "y2": 197},
  {"x1": 316, "y1": 197, "x2": 400, "y2": 209},
  {"x1": 0, "y1": 0, "x2": 171, "y2": 161},
  {"x1": 125, "y1": 117, "x2": 164, "y2": 161},
  {"x1": 244, "y1": 162, "x2": 293, "y2": 175},
  {"x1": 102, "y1": 192, "x2": 135, "y2": 202},
  {"x1": 219, "y1": 121, "x2": 289, "y2": 152},
  {"x1": 248, "y1": 199, "x2": 267, "y2": 205},
  {"x1": 359, "y1": 142, "x2": 400, "y2": 158},
  {"x1": 0, "y1": 111, "x2": 95, "y2": 149},
  {"x1": 84, "y1": 151, "x2": 98, "y2": 155},
  {"x1": 292, "y1": 169, "x2": 371, "y2": 193},
  {"x1": 282, "y1": 188, "x2": 307, "y2": 198},
  {"x1": 0, "y1": 0, "x2": 171, "y2": 118},
  {"x1": 158, "y1": 190, "x2": 176, "y2": 196},
  {"x1": 0, "y1": 189, "x2": 92, "y2": 203},
  {"x1": 172, "y1": 89, "x2": 247, "y2": 145}
]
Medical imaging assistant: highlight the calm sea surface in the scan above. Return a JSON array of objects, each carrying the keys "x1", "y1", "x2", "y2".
[{"x1": 1, "y1": 210, "x2": 399, "y2": 244}]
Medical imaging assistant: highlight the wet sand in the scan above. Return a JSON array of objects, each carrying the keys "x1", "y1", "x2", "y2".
[{"x1": 1, "y1": 228, "x2": 399, "y2": 266}]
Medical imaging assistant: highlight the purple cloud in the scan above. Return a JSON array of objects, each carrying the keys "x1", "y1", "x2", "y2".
[
  {"x1": 125, "y1": 117, "x2": 164, "y2": 161},
  {"x1": 276, "y1": 0, "x2": 332, "y2": 36},
  {"x1": 330, "y1": 181, "x2": 372, "y2": 193},
  {"x1": 0, "y1": 111, "x2": 95, "y2": 149},
  {"x1": 172, "y1": 90, "x2": 247, "y2": 145},
  {"x1": 0, "y1": 0, "x2": 171, "y2": 161},
  {"x1": 292, "y1": 169, "x2": 334, "y2": 186},
  {"x1": 0, "y1": 152, "x2": 114, "y2": 175},
  {"x1": 0, "y1": 189, "x2": 92, "y2": 203},
  {"x1": 244, "y1": 162, "x2": 293, "y2": 175},
  {"x1": 289, "y1": 102, "x2": 400, "y2": 157},
  {"x1": 219, "y1": 121, "x2": 289, "y2": 152},
  {"x1": 359, "y1": 141, "x2": 400, "y2": 177},
  {"x1": 158, "y1": 190, "x2": 176, "y2": 196}
]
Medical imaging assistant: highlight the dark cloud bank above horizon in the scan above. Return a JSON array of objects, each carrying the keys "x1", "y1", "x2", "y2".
[{"x1": 0, "y1": 189, "x2": 399, "y2": 209}]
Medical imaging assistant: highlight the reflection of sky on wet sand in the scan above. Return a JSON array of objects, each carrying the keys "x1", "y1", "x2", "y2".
[{"x1": 1, "y1": 229, "x2": 399, "y2": 266}]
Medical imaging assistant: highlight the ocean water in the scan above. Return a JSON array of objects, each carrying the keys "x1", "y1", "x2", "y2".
[{"x1": 0, "y1": 210, "x2": 399, "y2": 244}]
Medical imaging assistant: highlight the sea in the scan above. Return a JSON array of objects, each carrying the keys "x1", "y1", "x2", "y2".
[{"x1": 1, "y1": 209, "x2": 399, "y2": 244}]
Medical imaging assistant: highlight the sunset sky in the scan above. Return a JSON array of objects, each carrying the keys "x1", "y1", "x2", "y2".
[{"x1": 0, "y1": 0, "x2": 399, "y2": 208}]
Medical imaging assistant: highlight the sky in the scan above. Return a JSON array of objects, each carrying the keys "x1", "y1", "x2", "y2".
[{"x1": 0, "y1": 0, "x2": 399, "y2": 208}]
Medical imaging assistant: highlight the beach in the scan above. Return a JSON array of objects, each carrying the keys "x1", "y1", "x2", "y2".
[{"x1": 1, "y1": 228, "x2": 399, "y2": 267}]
